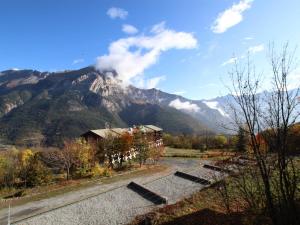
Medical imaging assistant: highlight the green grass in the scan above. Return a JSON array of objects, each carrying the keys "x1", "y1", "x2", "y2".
[
  {"x1": 163, "y1": 147, "x2": 204, "y2": 158},
  {"x1": 163, "y1": 147, "x2": 235, "y2": 159}
]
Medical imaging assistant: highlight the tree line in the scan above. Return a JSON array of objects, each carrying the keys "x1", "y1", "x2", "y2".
[
  {"x1": 163, "y1": 133, "x2": 237, "y2": 150},
  {"x1": 0, "y1": 130, "x2": 163, "y2": 189}
]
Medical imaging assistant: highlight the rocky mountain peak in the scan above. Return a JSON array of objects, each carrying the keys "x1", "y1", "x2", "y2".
[{"x1": 0, "y1": 66, "x2": 231, "y2": 146}]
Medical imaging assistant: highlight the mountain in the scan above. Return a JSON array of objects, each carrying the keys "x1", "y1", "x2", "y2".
[{"x1": 0, "y1": 67, "x2": 228, "y2": 146}]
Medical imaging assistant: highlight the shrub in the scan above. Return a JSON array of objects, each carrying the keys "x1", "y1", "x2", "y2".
[
  {"x1": 91, "y1": 163, "x2": 105, "y2": 177},
  {"x1": 21, "y1": 154, "x2": 53, "y2": 187},
  {"x1": 103, "y1": 167, "x2": 112, "y2": 177}
]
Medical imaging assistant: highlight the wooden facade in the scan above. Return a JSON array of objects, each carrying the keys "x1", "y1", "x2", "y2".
[
  {"x1": 81, "y1": 125, "x2": 163, "y2": 164},
  {"x1": 81, "y1": 125, "x2": 163, "y2": 144}
]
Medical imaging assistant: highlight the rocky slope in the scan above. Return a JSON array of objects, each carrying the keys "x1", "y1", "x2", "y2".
[{"x1": 0, "y1": 67, "x2": 229, "y2": 146}]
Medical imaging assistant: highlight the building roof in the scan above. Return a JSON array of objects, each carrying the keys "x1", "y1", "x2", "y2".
[
  {"x1": 82, "y1": 125, "x2": 162, "y2": 139},
  {"x1": 145, "y1": 125, "x2": 163, "y2": 132},
  {"x1": 139, "y1": 125, "x2": 154, "y2": 133},
  {"x1": 111, "y1": 128, "x2": 129, "y2": 135},
  {"x1": 89, "y1": 129, "x2": 119, "y2": 138}
]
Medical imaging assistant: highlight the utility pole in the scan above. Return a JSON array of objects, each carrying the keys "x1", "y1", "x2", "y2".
[
  {"x1": 7, "y1": 203, "x2": 11, "y2": 225},
  {"x1": 205, "y1": 129, "x2": 208, "y2": 150}
]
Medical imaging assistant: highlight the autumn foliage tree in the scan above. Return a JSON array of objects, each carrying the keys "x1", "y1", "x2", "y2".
[
  {"x1": 0, "y1": 148, "x2": 19, "y2": 188},
  {"x1": 98, "y1": 133, "x2": 119, "y2": 168},
  {"x1": 118, "y1": 132, "x2": 133, "y2": 168},
  {"x1": 0, "y1": 148, "x2": 52, "y2": 188},
  {"x1": 133, "y1": 130, "x2": 150, "y2": 167},
  {"x1": 43, "y1": 138, "x2": 96, "y2": 179},
  {"x1": 149, "y1": 145, "x2": 164, "y2": 164},
  {"x1": 20, "y1": 152, "x2": 52, "y2": 187},
  {"x1": 286, "y1": 123, "x2": 300, "y2": 154}
]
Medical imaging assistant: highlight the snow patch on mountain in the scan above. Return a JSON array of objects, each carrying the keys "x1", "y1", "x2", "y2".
[{"x1": 203, "y1": 101, "x2": 229, "y2": 117}]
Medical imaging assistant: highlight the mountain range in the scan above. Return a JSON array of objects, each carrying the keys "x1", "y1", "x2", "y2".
[{"x1": 0, "y1": 67, "x2": 231, "y2": 146}]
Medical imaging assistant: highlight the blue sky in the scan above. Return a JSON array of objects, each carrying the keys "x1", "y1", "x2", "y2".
[{"x1": 0, "y1": 0, "x2": 300, "y2": 99}]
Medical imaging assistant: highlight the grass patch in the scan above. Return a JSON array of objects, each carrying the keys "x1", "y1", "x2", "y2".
[
  {"x1": 163, "y1": 147, "x2": 203, "y2": 158},
  {"x1": 163, "y1": 147, "x2": 235, "y2": 160}
]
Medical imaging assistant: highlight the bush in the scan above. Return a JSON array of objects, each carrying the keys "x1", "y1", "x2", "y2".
[
  {"x1": 21, "y1": 153, "x2": 53, "y2": 187},
  {"x1": 91, "y1": 163, "x2": 105, "y2": 177},
  {"x1": 103, "y1": 167, "x2": 112, "y2": 177}
]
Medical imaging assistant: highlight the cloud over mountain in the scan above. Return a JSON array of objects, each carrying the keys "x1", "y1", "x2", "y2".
[
  {"x1": 169, "y1": 98, "x2": 200, "y2": 112},
  {"x1": 145, "y1": 76, "x2": 166, "y2": 89},
  {"x1": 96, "y1": 22, "x2": 197, "y2": 84}
]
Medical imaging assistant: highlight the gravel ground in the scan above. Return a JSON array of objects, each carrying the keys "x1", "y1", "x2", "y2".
[
  {"x1": 15, "y1": 186, "x2": 155, "y2": 225},
  {"x1": 1, "y1": 158, "x2": 201, "y2": 224},
  {"x1": 0, "y1": 170, "x2": 170, "y2": 225},
  {"x1": 1, "y1": 158, "x2": 224, "y2": 225},
  {"x1": 188, "y1": 166, "x2": 224, "y2": 182},
  {"x1": 143, "y1": 166, "x2": 223, "y2": 204}
]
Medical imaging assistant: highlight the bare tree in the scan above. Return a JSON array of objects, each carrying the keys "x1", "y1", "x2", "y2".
[
  {"x1": 43, "y1": 140, "x2": 77, "y2": 180},
  {"x1": 263, "y1": 43, "x2": 300, "y2": 224},
  {"x1": 215, "y1": 178, "x2": 232, "y2": 214},
  {"x1": 43, "y1": 139, "x2": 96, "y2": 179},
  {"x1": 228, "y1": 43, "x2": 299, "y2": 225},
  {"x1": 45, "y1": 151, "x2": 72, "y2": 180}
]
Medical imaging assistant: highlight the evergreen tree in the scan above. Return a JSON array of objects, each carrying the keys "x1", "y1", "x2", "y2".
[{"x1": 236, "y1": 126, "x2": 247, "y2": 152}]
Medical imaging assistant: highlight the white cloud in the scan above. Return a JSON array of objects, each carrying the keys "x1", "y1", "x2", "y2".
[
  {"x1": 211, "y1": 0, "x2": 254, "y2": 33},
  {"x1": 151, "y1": 21, "x2": 166, "y2": 33},
  {"x1": 248, "y1": 44, "x2": 264, "y2": 53},
  {"x1": 169, "y1": 98, "x2": 200, "y2": 113},
  {"x1": 145, "y1": 76, "x2": 166, "y2": 89},
  {"x1": 107, "y1": 7, "x2": 128, "y2": 19},
  {"x1": 72, "y1": 58, "x2": 84, "y2": 65},
  {"x1": 122, "y1": 24, "x2": 138, "y2": 34},
  {"x1": 132, "y1": 75, "x2": 166, "y2": 89},
  {"x1": 222, "y1": 57, "x2": 238, "y2": 66},
  {"x1": 96, "y1": 22, "x2": 197, "y2": 84}
]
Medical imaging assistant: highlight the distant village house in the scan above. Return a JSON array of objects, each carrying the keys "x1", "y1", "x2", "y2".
[{"x1": 81, "y1": 125, "x2": 164, "y2": 164}]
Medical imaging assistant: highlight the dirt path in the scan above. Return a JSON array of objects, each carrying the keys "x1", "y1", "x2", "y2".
[{"x1": 0, "y1": 158, "x2": 203, "y2": 225}]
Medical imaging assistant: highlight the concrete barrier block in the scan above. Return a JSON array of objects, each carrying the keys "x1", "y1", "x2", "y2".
[
  {"x1": 127, "y1": 182, "x2": 168, "y2": 205},
  {"x1": 174, "y1": 171, "x2": 211, "y2": 185},
  {"x1": 203, "y1": 164, "x2": 231, "y2": 173}
]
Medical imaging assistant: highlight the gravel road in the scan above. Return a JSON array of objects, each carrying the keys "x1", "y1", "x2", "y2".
[{"x1": 0, "y1": 158, "x2": 222, "y2": 225}]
